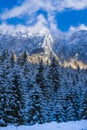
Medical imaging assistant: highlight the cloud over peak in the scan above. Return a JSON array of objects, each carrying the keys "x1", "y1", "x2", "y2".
[
  {"x1": 0, "y1": 0, "x2": 87, "y2": 33},
  {"x1": 69, "y1": 24, "x2": 87, "y2": 31}
]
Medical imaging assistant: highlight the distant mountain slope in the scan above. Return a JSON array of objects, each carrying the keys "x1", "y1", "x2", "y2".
[{"x1": 0, "y1": 29, "x2": 87, "y2": 68}]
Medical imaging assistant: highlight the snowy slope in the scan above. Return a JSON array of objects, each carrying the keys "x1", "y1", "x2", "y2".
[
  {"x1": 0, "y1": 120, "x2": 87, "y2": 130},
  {"x1": 52, "y1": 30, "x2": 87, "y2": 63}
]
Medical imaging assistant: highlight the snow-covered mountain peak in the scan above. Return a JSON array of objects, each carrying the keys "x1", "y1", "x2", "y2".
[
  {"x1": 36, "y1": 28, "x2": 50, "y2": 36},
  {"x1": 0, "y1": 28, "x2": 50, "y2": 38},
  {"x1": 42, "y1": 31, "x2": 53, "y2": 53}
]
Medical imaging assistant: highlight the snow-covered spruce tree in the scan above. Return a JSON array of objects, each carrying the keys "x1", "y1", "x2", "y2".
[
  {"x1": 22, "y1": 60, "x2": 30, "y2": 80},
  {"x1": 79, "y1": 69, "x2": 87, "y2": 120},
  {"x1": 36, "y1": 59, "x2": 45, "y2": 90},
  {"x1": 22, "y1": 62, "x2": 38, "y2": 124},
  {"x1": 59, "y1": 67, "x2": 79, "y2": 122},
  {"x1": 17, "y1": 51, "x2": 28, "y2": 66},
  {"x1": 80, "y1": 87, "x2": 87, "y2": 119},
  {"x1": 7, "y1": 63, "x2": 27, "y2": 125},
  {"x1": 27, "y1": 84, "x2": 47, "y2": 125},
  {"x1": 0, "y1": 50, "x2": 9, "y2": 66},
  {"x1": 0, "y1": 51, "x2": 24, "y2": 125},
  {"x1": 35, "y1": 60, "x2": 53, "y2": 122},
  {"x1": 65, "y1": 93, "x2": 77, "y2": 121},
  {"x1": 53, "y1": 98, "x2": 65, "y2": 122},
  {"x1": 43, "y1": 57, "x2": 61, "y2": 122},
  {"x1": 0, "y1": 63, "x2": 10, "y2": 126},
  {"x1": 71, "y1": 69, "x2": 87, "y2": 120},
  {"x1": 48, "y1": 57, "x2": 60, "y2": 92},
  {"x1": 0, "y1": 51, "x2": 17, "y2": 124},
  {"x1": 0, "y1": 51, "x2": 16, "y2": 126}
]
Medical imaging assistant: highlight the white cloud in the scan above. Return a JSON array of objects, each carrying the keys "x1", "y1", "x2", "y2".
[
  {"x1": 0, "y1": 1, "x2": 30, "y2": 20},
  {"x1": 1, "y1": 0, "x2": 87, "y2": 20},
  {"x1": 0, "y1": 23, "x2": 15, "y2": 32},
  {"x1": 27, "y1": 14, "x2": 49, "y2": 33},
  {"x1": 0, "y1": 0, "x2": 53, "y2": 20},
  {"x1": 64, "y1": 0, "x2": 87, "y2": 10},
  {"x1": 0, "y1": 15, "x2": 49, "y2": 34},
  {"x1": 0, "y1": 0, "x2": 87, "y2": 33},
  {"x1": 69, "y1": 24, "x2": 87, "y2": 31},
  {"x1": 47, "y1": 14, "x2": 58, "y2": 32}
]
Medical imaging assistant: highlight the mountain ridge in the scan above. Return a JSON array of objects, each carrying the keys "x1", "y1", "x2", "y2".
[{"x1": 0, "y1": 29, "x2": 87, "y2": 69}]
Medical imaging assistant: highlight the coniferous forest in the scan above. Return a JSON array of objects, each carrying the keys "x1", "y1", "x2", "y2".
[{"x1": 0, "y1": 50, "x2": 87, "y2": 126}]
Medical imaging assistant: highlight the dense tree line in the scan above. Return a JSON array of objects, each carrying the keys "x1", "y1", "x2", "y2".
[{"x1": 0, "y1": 50, "x2": 87, "y2": 126}]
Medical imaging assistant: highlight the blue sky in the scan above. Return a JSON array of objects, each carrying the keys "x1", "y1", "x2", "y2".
[
  {"x1": 56, "y1": 9, "x2": 87, "y2": 31},
  {"x1": 0, "y1": 0, "x2": 87, "y2": 32}
]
